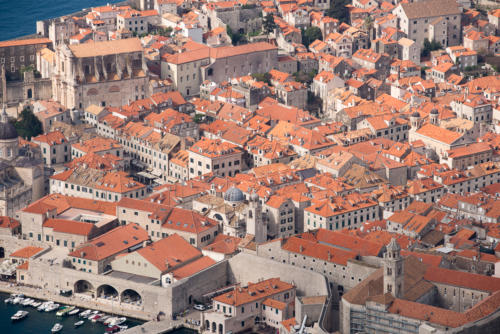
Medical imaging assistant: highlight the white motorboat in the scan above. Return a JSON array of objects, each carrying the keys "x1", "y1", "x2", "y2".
[
  {"x1": 75, "y1": 320, "x2": 85, "y2": 327},
  {"x1": 37, "y1": 301, "x2": 52, "y2": 311},
  {"x1": 104, "y1": 317, "x2": 116, "y2": 326},
  {"x1": 11, "y1": 310, "x2": 29, "y2": 321},
  {"x1": 21, "y1": 298, "x2": 34, "y2": 306},
  {"x1": 51, "y1": 323, "x2": 63, "y2": 333},
  {"x1": 91, "y1": 313, "x2": 104, "y2": 323},
  {"x1": 45, "y1": 303, "x2": 60, "y2": 312},
  {"x1": 4, "y1": 297, "x2": 13, "y2": 303},
  {"x1": 98, "y1": 315, "x2": 110, "y2": 323},
  {"x1": 12, "y1": 296, "x2": 24, "y2": 304},
  {"x1": 31, "y1": 301, "x2": 42, "y2": 308},
  {"x1": 68, "y1": 307, "x2": 80, "y2": 315},
  {"x1": 79, "y1": 309, "x2": 92, "y2": 318},
  {"x1": 108, "y1": 317, "x2": 127, "y2": 326}
]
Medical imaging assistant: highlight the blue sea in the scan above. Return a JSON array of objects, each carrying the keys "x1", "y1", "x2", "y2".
[
  {"x1": 0, "y1": 0, "x2": 122, "y2": 41},
  {"x1": 0, "y1": 292, "x2": 144, "y2": 333}
]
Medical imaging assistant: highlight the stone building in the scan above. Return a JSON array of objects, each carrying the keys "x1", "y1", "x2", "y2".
[
  {"x1": 161, "y1": 42, "x2": 277, "y2": 97},
  {"x1": 192, "y1": 187, "x2": 267, "y2": 243},
  {"x1": 0, "y1": 109, "x2": 45, "y2": 217},
  {"x1": 203, "y1": 1, "x2": 262, "y2": 36},
  {"x1": 340, "y1": 239, "x2": 500, "y2": 334},
  {"x1": 188, "y1": 138, "x2": 244, "y2": 179},
  {"x1": 393, "y1": 0, "x2": 461, "y2": 48},
  {"x1": 52, "y1": 38, "x2": 149, "y2": 110},
  {"x1": 32, "y1": 131, "x2": 70, "y2": 166},
  {"x1": 0, "y1": 38, "x2": 52, "y2": 81}
]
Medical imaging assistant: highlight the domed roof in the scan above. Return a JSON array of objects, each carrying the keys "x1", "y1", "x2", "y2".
[
  {"x1": 224, "y1": 186, "x2": 244, "y2": 203},
  {"x1": 411, "y1": 111, "x2": 421, "y2": 118},
  {"x1": 430, "y1": 108, "x2": 439, "y2": 115},
  {"x1": 0, "y1": 121, "x2": 18, "y2": 140}
]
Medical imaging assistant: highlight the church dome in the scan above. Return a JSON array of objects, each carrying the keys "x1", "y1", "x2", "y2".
[
  {"x1": 224, "y1": 186, "x2": 244, "y2": 203},
  {"x1": 430, "y1": 109, "x2": 439, "y2": 115},
  {"x1": 0, "y1": 121, "x2": 17, "y2": 140},
  {"x1": 411, "y1": 111, "x2": 421, "y2": 118}
]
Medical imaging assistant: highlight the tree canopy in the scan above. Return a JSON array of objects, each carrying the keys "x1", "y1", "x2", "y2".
[
  {"x1": 251, "y1": 72, "x2": 272, "y2": 85},
  {"x1": 325, "y1": 0, "x2": 350, "y2": 23},
  {"x1": 302, "y1": 26, "x2": 323, "y2": 48},
  {"x1": 263, "y1": 14, "x2": 277, "y2": 34},
  {"x1": 14, "y1": 107, "x2": 43, "y2": 140},
  {"x1": 227, "y1": 26, "x2": 247, "y2": 45},
  {"x1": 422, "y1": 39, "x2": 443, "y2": 57}
]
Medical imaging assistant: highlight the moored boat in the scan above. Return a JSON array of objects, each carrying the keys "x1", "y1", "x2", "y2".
[
  {"x1": 51, "y1": 323, "x2": 63, "y2": 333},
  {"x1": 21, "y1": 298, "x2": 34, "y2": 306},
  {"x1": 108, "y1": 317, "x2": 127, "y2": 326},
  {"x1": 75, "y1": 320, "x2": 85, "y2": 327},
  {"x1": 12, "y1": 296, "x2": 23, "y2": 304},
  {"x1": 79, "y1": 309, "x2": 92, "y2": 318},
  {"x1": 56, "y1": 305, "x2": 75, "y2": 316},
  {"x1": 68, "y1": 307, "x2": 80, "y2": 315},
  {"x1": 11, "y1": 310, "x2": 29, "y2": 321},
  {"x1": 45, "y1": 303, "x2": 60, "y2": 312}
]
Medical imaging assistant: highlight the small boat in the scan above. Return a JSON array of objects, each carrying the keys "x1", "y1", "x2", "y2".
[
  {"x1": 56, "y1": 305, "x2": 75, "y2": 316},
  {"x1": 51, "y1": 323, "x2": 63, "y2": 333},
  {"x1": 45, "y1": 303, "x2": 60, "y2": 312},
  {"x1": 108, "y1": 317, "x2": 127, "y2": 326},
  {"x1": 98, "y1": 315, "x2": 110, "y2": 323},
  {"x1": 38, "y1": 301, "x2": 53, "y2": 311},
  {"x1": 12, "y1": 296, "x2": 23, "y2": 304},
  {"x1": 31, "y1": 301, "x2": 42, "y2": 308},
  {"x1": 91, "y1": 313, "x2": 103, "y2": 322},
  {"x1": 21, "y1": 298, "x2": 34, "y2": 306},
  {"x1": 74, "y1": 320, "x2": 85, "y2": 327},
  {"x1": 106, "y1": 325, "x2": 121, "y2": 333},
  {"x1": 79, "y1": 309, "x2": 92, "y2": 318},
  {"x1": 4, "y1": 297, "x2": 13, "y2": 303},
  {"x1": 68, "y1": 308, "x2": 80, "y2": 316},
  {"x1": 11, "y1": 310, "x2": 29, "y2": 321},
  {"x1": 104, "y1": 317, "x2": 116, "y2": 326},
  {"x1": 118, "y1": 325, "x2": 128, "y2": 331}
]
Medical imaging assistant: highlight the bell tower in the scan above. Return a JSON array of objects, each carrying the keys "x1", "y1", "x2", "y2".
[
  {"x1": 383, "y1": 238, "x2": 404, "y2": 298},
  {"x1": 246, "y1": 192, "x2": 267, "y2": 243}
]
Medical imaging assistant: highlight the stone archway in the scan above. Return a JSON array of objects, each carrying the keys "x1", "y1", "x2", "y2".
[
  {"x1": 97, "y1": 284, "x2": 119, "y2": 301},
  {"x1": 74, "y1": 280, "x2": 94, "y2": 295},
  {"x1": 121, "y1": 289, "x2": 142, "y2": 305}
]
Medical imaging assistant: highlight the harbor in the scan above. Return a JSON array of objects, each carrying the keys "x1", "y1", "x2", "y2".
[{"x1": 0, "y1": 292, "x2": 144, "y2": 334}]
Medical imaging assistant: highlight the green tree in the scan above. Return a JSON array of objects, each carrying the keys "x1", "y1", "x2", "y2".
[
  {"x1": 302, "y1": 26, "x2": 323, "y2": 48},
  {"x1": 193, "y1": 114, "x2": 204, "y2": 123},
  {"x1": 251, "y1": 72, "x2": 272, "y2": 85},
  {"x1": 14, "y1": 107, "x2": 43, "y2": 140},
  {"x1": 263, "y1": 14, "x2": 277, "y2": 34},
  {"x1": 226, "y1": 26, "x2": 246, "y2": 45},
  {"x1": 293, "y1": 69, "x2": 317, "y2": 85},
  {"x1": 363, "y1": 15, "x2": 374, "y2": 32},
  {"x1": 326, "y1": 0, "x2": 350, "y2": 23},
  {"x1": 422, "y1": 38, "x2": 442, "y2": 57}
]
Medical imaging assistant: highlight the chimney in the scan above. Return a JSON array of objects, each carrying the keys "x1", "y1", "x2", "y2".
[{"x1": 299, "y1": 245, "x2": 304, "y2": 252}]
